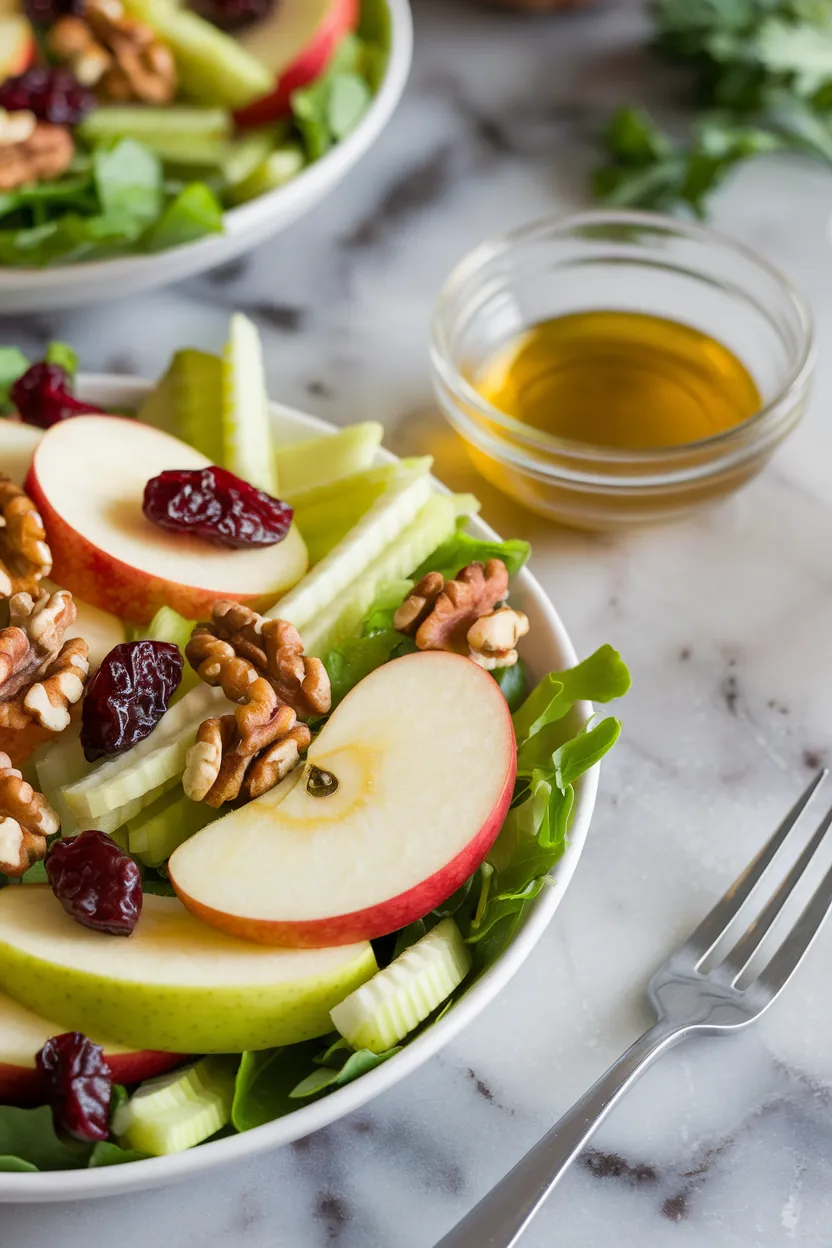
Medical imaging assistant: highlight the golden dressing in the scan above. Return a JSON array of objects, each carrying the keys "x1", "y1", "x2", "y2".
[{"x1": 474, "y1": 310, "x2": 761, "y2": 449}]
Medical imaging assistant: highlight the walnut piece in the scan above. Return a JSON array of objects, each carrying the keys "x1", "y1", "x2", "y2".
[
  {"x1": 467, "y1": 606, "x2": 530, "y2": 671},
  {"x1": 186, "y1": 602, "x2": 331, "y2": 720},
  {"x1": 0, "y1": 751, "x2": 59, "y2": 877},
  {"x1": 0, "y1": 590, "x2": 89, "y2": 737},
  {"x1": 0, "y1": 119, "x2": 75, "y2": 191},
  {"x1": 0, "y1": 476, "x2": 52, "y2": 599},
  {"x1": 184, "y1": 603, "x2": 329, "y2": 805},
  {"x1": 183, "y1": 679, "x2": 312, "y2": 808},
  {"x1": 394, "y1": 560, "x2": 510, "y2": 654},
  {"x1": 48, "y1": 0, "x2": 177, "y2": 103}
]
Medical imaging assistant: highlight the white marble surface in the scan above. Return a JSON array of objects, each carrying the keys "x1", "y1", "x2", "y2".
[{"x1": 5, "y1": 0, "x2": 832, "y2": 1244}]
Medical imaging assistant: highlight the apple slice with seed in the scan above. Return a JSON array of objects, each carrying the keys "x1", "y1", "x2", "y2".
[{"x1": 170, "y1": 651, "x2": 517, "y2": 947}]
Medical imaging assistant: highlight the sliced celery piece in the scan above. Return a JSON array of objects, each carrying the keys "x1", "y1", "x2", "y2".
[
  {"x1": 115, "y1": 1058, "x2": 236, "y2": 1156},
  {"x1": 300, "y1": 492, "x2": 457, "y2": 656},
  {"x1": 331, "y1": 920, "x2": 471, "y2": 1053},
  {"x1": 80, "y1": 106, "x2": 230, "y2": 145},
  {"x1": 270, "y1": 474, "x2": 433, "y2": 636},
  {"x1": 63, "y1": 735, "x2": 196, "y2": 822},
  {"x1": 122, "y1": 0, "x2": 272, "y2": 109},
  {"x1": 227, "y1": 144, "x2": 305, "y2": 206},
  {"x1": 80, "y1": 776, "x2": 181, "y2": 836},
  {"x1": 60, "y1": 684, "x2": 225, "y2": 820},
  {"x1": 222, "y1": 127, "x2": 283, "y2": 187},
  {"x1": 126, "y1": 788, "x2": 218, "y2": 868},
  {"x1": 275, "y1": 422, "x2": 383, "y2": 496},
  {"x1": 141, "y1": 606, "x2": 196, "y2": 651},
  {"x1": 221, "y1": 313, "x2": 278, "y2": 494},
  {"x1": 35, "y1": 731, "x2": 88, "y2": 838}
]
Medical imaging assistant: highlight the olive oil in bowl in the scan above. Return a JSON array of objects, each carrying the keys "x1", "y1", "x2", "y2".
[{"x1": 474, "y1": 311, "x2": 761, "y2": 450}]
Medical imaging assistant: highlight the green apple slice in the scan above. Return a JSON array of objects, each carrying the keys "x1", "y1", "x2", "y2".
[
  {"x1": 331, "y1": 919, "x2": 471, "y2": 1053},
  {"x1": 114, "y1": 1057, "x2": 236, "y2": 1155},
  {"x1": 227, "y1": 145, "x2": 305, "y2": 205},
  {"x1": 222, "y1": 313, "x2": 279, "y2": 495},
  {"x1": 0, "y1": 890, "x2": 377, "y2": 1053}
]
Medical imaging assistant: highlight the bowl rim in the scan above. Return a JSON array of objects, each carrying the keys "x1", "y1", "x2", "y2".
[
  {"x1": 430, "y1": 208, "x2": 816, "y2": 473},
  {"x1": 0, "y1": 374, "x2": 599, "y2": 1202},
  {"x1": 0, "y1": 0, "x2": 414, "y2": 289}
]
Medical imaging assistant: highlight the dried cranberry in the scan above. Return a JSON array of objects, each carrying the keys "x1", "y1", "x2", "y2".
[
  {"x1": 24, "y1": 0, "x2": 83, "y2": 26},
  {"x1": 143, "y1": 466, "x2": 294, "y2": 549},
  {"x1": 80, "y1": 640, "x2": 183, "y2": 762},
  {"x1": 36, "y1": 1032, "x2": 112, "y2": 1142},
  {"x1": 0, "y1": 68, "x2": 96, "y2": 125},
  {"x1": 11, "y1": 363, "x2": 103, "y2": 430},
  {"x1": 190, "y1": 0, "x2": 273, "y2": 30},
  {"x1": 46, "y1": 830, "x2": 142, "y2": 935}
]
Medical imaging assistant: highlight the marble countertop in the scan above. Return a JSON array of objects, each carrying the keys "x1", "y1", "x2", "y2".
[{"x1": 5, "y1": 0, "x2": 832, "y2": 1244}]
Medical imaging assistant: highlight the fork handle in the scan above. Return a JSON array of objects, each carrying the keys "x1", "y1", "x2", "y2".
[{"x1": 434, "y1": 1019, "x2": 686, "y2": 1248}]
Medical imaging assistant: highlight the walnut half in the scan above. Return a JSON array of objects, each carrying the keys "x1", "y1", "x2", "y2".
[
  {"x1": 0, "y1": 475, "x2": 52, "y2": 598},
  {"x1": 0, "y1": 751, "x2": 59, "y2": 877}
]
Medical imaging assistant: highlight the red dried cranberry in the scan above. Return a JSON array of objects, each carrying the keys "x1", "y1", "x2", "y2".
[
  {"x1": 11, "y1": 363, "x2": 103, "y2": 430},
  {"x1": 36, "y1": 1032, "x2": 112, "y2": 1143},
  {"x1": 143, "y1": 466, "x2": 294, "y2": 549},
  {"x1": 80, "y1": 640, "x2": 183, "y2": 762},
  {"x1": 190, "y1": 0, "x2": 273, "y2": 30},
  {"x1": 0, "y1": 68, "x2": 96, "y2": 125},
  {"x1": 46, "y1": 830, "x2": 142, "y2": 935}
]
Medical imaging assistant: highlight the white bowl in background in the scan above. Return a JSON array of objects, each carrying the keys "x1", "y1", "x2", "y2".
[
  {"x1": 0, "y1": 0, "x2": 413, "y2": 314},
  {"x1": 0, "y1": 375, "x2": 599, "y2": 1200}
]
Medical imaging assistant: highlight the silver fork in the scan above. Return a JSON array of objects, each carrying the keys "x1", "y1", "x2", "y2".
[{"x1": 436, "y1": 770, "x2": 832, "y2": 1248}]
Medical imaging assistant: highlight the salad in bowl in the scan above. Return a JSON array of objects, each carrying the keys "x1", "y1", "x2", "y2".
[
  {"x1": 0, "y1": 0, "x2": 398, "y2": 267},
  {"x1": 0, "y1": 319, "x2": 628, "y2": 1184}
]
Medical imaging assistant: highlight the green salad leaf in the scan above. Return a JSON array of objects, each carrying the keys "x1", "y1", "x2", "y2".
[
  {"x1": 0, "y1": 347, "x2": 29, "y2": 409},
  {"x1": 291, "y1": 28, "x2": 385, "y2": 163},
  {"x1": 0, "y1": 1106, "x2": 91, "y2": 1171},
  {"x1": 0, "y1": 1155, "x2": 39, "y2": 1171},
  {"x1": 44, "y1": 342, "x2": 78, "y2": 377},
  {"x1": 93, "y1": 140, "x2": 163, "y2": 224},
  {"x1": 289, "y1": 1042, "x2": 400, "y2": 1099},
  {"x1": 88, "y1": 1141, "x2": 150, "y2": 1167},
  {"x1": 232, "y1": 1042, "x2": 321, "y2": 1131},
  {"x1": 412, "y1": 533, "x2": 531, "y2": 581},
  {"x1": 595, "y1": 0, "x2": 832, "y2": 215},
  {"x1": 143, "y1": 182, "x2": 224, "y2": 253}
]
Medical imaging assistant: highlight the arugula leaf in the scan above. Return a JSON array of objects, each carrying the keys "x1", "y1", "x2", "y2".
[
  {"x1": 492, "y1": 660, "x2": 527, "y2": 713},
  {"x1": 0, "y1": 347, "x2": 29, "y2": 408},
  {"x1": 512, "y1": 645, "x2": 630, "y2": 748},
  {"x1": 411, "y1": 533, "x2": 531, "y2": 581},
  {"x1": 0, "y1": 1105, "x2": 91, "y2": 1171},
  {"x1": 142, "y1": 182, "x2": 224, "y2": 253},
  {"x1": 232, "y1": 1042, "x2": 322, "y2": 1132}
]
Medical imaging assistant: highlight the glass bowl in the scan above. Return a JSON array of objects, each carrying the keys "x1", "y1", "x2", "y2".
[{"x1": 429, "y1": 210, "x2": 815, "y2": 529}]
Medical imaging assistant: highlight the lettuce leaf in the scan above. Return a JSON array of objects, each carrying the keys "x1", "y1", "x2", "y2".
[
  {"x1": 411, "y1": 533, "x2": 531, "y2": 581},
  {"x1": 231, "y1": 1042, "x2": 321, "y2": 1131},
  {"x1": 0, "y1": 1105, "x2": 91, "y2": 1171}
]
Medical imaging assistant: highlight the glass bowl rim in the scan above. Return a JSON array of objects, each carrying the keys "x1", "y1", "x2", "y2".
[{"x1": 429, "y1": 208, "x2": 815, "y2": 469}]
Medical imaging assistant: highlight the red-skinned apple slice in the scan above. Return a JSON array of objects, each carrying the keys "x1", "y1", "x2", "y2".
[
  {"x1": 234, "y1": 0, "x2": 358, "y2": 128},
  {"x1": 170, "y1": 651, "x2": 517, "y2": 947},
  {"x1": 25, "y1": 415, "x2": 308, "y2": 624},
  {"x1": 0, "y1": 989, "x2": 185, "y2": 1108}
]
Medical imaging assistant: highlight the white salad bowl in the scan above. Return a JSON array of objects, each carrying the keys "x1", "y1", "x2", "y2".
[
  {"x1": 0, "y1": 375, "x2": 598, "y2": 1202},
  {"x1": 0, "y1": 0, "x2": 413, "y2": 314}
]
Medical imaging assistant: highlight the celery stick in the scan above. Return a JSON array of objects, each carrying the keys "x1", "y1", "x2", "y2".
[
  {"x1": 59, "y1": 684, "x2": 225, "y2": 820},
  {"x1": 115, "y1": 1058, "x2": 236, "y2": 1156},
  {"x1": 269, "y1": 474, "x2": 433, "y2": 634},
  {"x1": 79, "y1": 106, "x2": 230, "y2": 145},
  {"x1": 227, "y1": 145, "x2": 305, "y2": 205},
  {"x1": 275, "y1": 422, "x2": 384, "y2": 496},
  {"x1": 222, "y1": 313, "x2": 278, "y2": 494},
  {"x1": 126, "y1": 788, "x2": 219, "y2": 867},
  {"x1": 331, "y1": 920, "x2": 471, "y2": 1053},
  {"x1": 141, "y1": 606, "x2": 196, "y2": 651},
  {"x1": 80, "y1": 776, "x2": 181, "y2": 836},
  {"x1": 63, "y1": 735, "x2": 196, "y2": 822},
  {"x1": 35, "y1": 731, "x2": 88, "y2": 838},
  {"x1": 301, "y1": 493, "x2": 457, "y2": 656}
]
